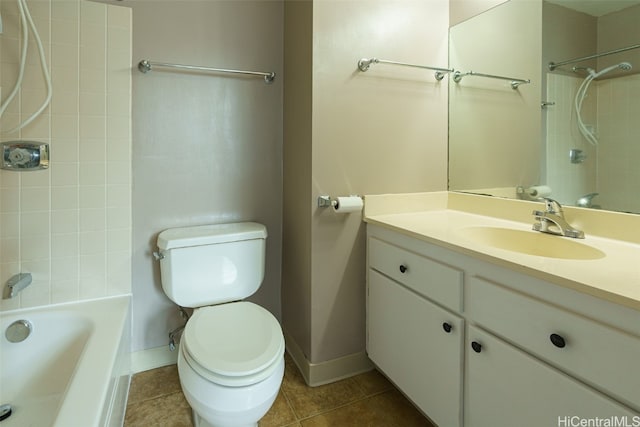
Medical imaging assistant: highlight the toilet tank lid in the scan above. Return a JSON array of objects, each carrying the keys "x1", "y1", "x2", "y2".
[{"x1": 157, "y1": 222, "x2": 267, "y2": 250}]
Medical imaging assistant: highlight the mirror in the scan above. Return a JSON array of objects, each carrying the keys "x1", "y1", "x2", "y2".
[{"x1": 449, "y1": 0, "x2": 640, "y2": 214}]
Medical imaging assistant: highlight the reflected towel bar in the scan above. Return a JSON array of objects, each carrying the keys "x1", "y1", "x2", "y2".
[
  {"x1": 137, "y1": 60, "x2": 276, "y2": 84},
  {"x1": 549, "y1": 44, "x2": 640, "y2": 71},
  {"x1": 358, "y1": 58, "x2": 454, "y2": 81},
  {"x1": 453, "y1": 70, "x2": 531, "y2": 89}
]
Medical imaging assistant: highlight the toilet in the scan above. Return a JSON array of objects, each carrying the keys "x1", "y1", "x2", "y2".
[{"x1": 156, "y1": 222, "x2": 285, "y2": 427}]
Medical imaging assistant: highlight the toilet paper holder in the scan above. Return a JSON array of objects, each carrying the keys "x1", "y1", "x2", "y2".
[
  {"x1": 317, "y1": 195, "x2": 362, "y2": 208},
  {"x1": 318, "y1": 195, "x2": 338, "y2": 208}
]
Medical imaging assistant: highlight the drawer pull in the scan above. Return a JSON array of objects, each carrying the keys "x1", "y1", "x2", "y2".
[
  {"x1": 442, "y1": 322, "x2": 453, "y2": 333},
  {"x1": 471, "y1": 341, "x2": 482, "y2": 353},
  {"x1": 399, "y1": 265, "x2": 408, "y2": 273},
  {"x1": 550, "y1": 333, "x2": 566, "y2": 348}
]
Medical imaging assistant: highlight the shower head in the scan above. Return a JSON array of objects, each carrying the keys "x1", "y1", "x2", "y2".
[{"x1": 593, "y1": 62, "x2": 633, "y2": 78}]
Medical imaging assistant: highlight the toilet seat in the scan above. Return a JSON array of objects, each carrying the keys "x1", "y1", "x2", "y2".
[{"x1": 182, "y1": 301, "x2": 284, "y2": 387}]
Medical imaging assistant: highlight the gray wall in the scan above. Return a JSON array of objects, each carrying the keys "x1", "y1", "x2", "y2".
[{"x1": 129, "y1": 0, "x2": 283, "y2": 352}]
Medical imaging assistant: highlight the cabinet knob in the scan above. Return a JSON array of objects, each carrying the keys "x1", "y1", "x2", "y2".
[
  {"x1": 399, "y1": 265, "x2": 408, "y2": 273},
  {"x1": 442, "y1": 322, "x2": 453, "y2": 333},
  {"x1": 471, "y1": 341, "x2": 482, "y2": 353},
  {"x1": 550, "y1": 333, "x2": 566, "y2": 348}
]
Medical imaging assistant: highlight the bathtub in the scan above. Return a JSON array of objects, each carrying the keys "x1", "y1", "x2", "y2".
[{"x1": 0, "y1": 295, "x2": 131, "y2": 427}]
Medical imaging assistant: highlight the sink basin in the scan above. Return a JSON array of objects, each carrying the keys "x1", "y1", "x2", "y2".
[{"x1": 460, "y1": 226, "x2": 606, "y2": 260}]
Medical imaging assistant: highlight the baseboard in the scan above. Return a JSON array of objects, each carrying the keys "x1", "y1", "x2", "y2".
[
  {"x1": 131, "y1": 345, "x2": 179, "y2": 373},
  {"x1": 284, "y1": 329, "x2": 374, "y2": 387}
]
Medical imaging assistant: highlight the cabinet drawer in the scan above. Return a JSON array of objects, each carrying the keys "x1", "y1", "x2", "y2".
[
  {"x1": 469, "y1": 276, "x2": 640, "y2": 411},
  {"x1": 368, "y1": 237, "x2": 462, "y2": 311}
]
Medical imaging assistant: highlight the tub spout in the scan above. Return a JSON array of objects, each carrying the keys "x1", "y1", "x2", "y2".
[{"x1": 4, "y1": 273, "x2": 32, "y2": 299}]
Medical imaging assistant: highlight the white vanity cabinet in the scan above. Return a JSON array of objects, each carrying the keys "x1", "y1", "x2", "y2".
[{"x1": 366, "y1": 224, "x2": 640, "y2": 427}]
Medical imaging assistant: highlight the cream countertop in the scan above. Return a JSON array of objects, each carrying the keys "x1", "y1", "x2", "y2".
[{"x1": 363, "y1": 192, "x2": 640, "y2": 311}]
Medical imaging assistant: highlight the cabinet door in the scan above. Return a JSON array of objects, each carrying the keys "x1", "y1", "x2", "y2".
[
  {"x1": 368, "y1": 270, "x2": 463, "y2": 427},
  {"x1": 466, "y1": 326, "x2": 639, "y2": 427}
]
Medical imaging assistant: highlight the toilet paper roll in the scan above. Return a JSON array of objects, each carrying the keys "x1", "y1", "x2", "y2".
[
  {"x1": 527, "y1": 185, "x2": 552, "y2": 198},
  {"x1": 333, "y1": 196, "x2": 363, "y2": 214}
]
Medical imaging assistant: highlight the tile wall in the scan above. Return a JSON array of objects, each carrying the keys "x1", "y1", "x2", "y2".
[
  {"x1": 546, "y1": 72, "x2": 640, "y2": 213},
  {"x1": 0, "y1": 0, "x2": 132, "y2": 310},
  {"x1": 596, "y1": 73, "x2": 640, "y2": 213},
  {"x1": 545, "y1": 72, "x2": 597, "y2": 204}
]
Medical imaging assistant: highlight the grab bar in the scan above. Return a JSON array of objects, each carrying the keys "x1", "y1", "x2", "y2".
[
  {"x1": 452, "y1": 70, "x2": 531, "y2": 89},
  {"x1": 138, "y1": 60, "x2": 276, "y2": 84},
  {"x1": 357, "y1": 58, "x2": 454, "y2": 81}
]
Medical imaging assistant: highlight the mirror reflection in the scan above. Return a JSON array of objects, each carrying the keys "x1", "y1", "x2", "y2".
[{"x1": 449, "y1": 0, "x2": 640, "y2": 214}]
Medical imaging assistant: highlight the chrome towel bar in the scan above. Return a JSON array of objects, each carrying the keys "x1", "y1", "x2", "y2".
[
  {"x1": 358, "y1": 58, "x2": 454, "y2": 81},
  {"x1": 452, "y1": 70, "x2": 530, "y2": 89},
  {"x1": 137, "y1": 60, "x2": 276, "y2": 84}
]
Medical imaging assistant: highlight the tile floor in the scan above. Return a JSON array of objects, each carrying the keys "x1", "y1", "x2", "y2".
[{"x1": 124, "y1": 354, "x2": 435, "y2": 427}]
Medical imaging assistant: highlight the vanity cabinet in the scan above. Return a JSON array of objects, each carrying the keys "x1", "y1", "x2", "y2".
[{"x1": 366, "y1": 224, "x2": 640, "y2": 427}]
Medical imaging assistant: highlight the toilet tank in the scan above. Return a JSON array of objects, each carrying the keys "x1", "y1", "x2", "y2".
[{"x1": 156, "y1": 222, "x2": 267, "y2": 308}]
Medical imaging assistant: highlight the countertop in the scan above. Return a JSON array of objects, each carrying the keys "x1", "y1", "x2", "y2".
[{"x1": 364, "y1": 192, "x2": 640, "y2": 311}]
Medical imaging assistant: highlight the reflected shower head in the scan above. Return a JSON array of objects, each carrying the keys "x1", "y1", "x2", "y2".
[{"x1": 593, "y1": 62, "x2": 633, "y2": 78}]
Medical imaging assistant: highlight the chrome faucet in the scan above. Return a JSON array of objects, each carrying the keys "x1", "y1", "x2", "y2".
[
  {"x1": 532, "y1": 198, "x2": 585, "y2": 239},
  {"x1": 3, "y1": 273, "x2": 32, "y2": 299}
]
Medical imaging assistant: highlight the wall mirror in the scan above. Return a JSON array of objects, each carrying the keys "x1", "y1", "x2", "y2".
[{"x1": 449, "y1": 0, "x2": 640, "y2": 214}]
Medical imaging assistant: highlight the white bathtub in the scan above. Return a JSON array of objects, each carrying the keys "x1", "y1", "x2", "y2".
[{"x1": 0, "y1": 295, "x2": 131, "y2": 427}]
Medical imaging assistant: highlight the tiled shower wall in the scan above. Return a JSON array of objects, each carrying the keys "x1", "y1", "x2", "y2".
[
  {"x1": 546, "y1": 72, "x2": 640, "y2": 213},
  {"x1": 545, "y1": 73, "x2": 597, "y2": 205},
  {"x1": 0, "y1": 0, "x2": 132, "y2": 310},
  {"x1": 596, "y1": 73, "x2": 640, "y2": 213}
]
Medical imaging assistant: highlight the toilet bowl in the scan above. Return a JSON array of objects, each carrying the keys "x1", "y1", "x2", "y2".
[
  {"x1": 155, "y1": 222, "x2": 284, "y2": 427},
  {"x1": 179, "y1": 352, "x2": 284, "y2": 427},
  {"x1": 178, "y1": 302, "x2": 284, "y2": 427}
]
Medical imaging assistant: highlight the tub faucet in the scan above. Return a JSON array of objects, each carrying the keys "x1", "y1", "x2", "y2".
[
  {"x1": 532, "y1": 198, "x2": 585, "y2": 239},
  {"x1": 3, "y1": 273, "x2": 32, "y2": 299}
]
